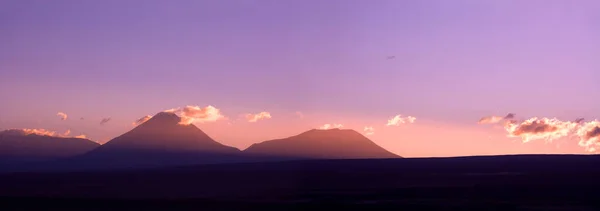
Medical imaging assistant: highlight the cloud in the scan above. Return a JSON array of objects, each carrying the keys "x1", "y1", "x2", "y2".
[
  {"x1": 165, "y1": 105, "x2": 225, "y2": 125},
  {"x1": 504, "y1": 113, "x2": 516, "y2": 119},
  {"x1": 100, "y1": 117, "x2": 111, "y2": 125},
  {"x1": 478, "y1": 113, "x2": 515, "y2": 124},
  {"x1": 576, "y1": 120, "x2": 600, "y2": 152},
  {"x1": 295, "y1": 111, "x2": 304, "y2": 119},
  {"x1": 481, "y1": 114, "x2": 600, "y2": 153},
  {"x1": 504, "y1": 117, "x2": 579, "y2": 143},
  {"x1": 319, "y1": 123, "x2": 343, "y2": 130},
  {"x1": 386, "y1": 115, "x2": 416, "y2": 126},
  {"x1": 386, "y1": 56, "x2": 396, "y2": 60},
  {"x1": 6, "y1": 128, "x2": 58, "y2": 137},
  {"x1": 57, "y1": 112, "x2": 68, "y2": 120},
  {"x1": 133, "y1": 115, "x2": 152, "y2": 126},
  {"x1": 74, "y1": 134, "x2": 87, "y2": 139},
  {"x1": 1, "y1": 128, "x2": 87, "y2": 139},
  {"x1": 80, "y1": 117, "x2": 84, "y2": 120},
  {"x1": 363, "y1": 126, "x2": 375, "y2": 136},
  {"x1": 245, "y1": 112, "x2": 272, "y2": 123}
]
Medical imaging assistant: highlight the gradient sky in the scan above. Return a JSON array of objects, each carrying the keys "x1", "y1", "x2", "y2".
[{"x1": 1, "y1": 0, "x2": 599, "y2": 157}]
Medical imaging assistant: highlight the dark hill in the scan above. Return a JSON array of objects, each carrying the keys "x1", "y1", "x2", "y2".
[
  {"x1": 244, "y1": 128, "x2": 400, "y2": 159},
  {"x1": 0, "y1": 130, "x2": 99, "y2": 165}
]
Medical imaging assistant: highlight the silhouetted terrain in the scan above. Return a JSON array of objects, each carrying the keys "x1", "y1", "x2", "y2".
[
  {"x1": 0, "y1": 129, "x2": 99, "y2": 166},
  {"x1": 245, "y1": 128, "x2": 400, "y2": 159},
  {"x1": 1, "y1": 155, "x2": 599, "y2": 210},
  {"x1": 1, "y1": 116, "x2": 403, "y2": 172},
  {"x1": 30, "y1": 112, "x2": 246, "y2": 171}
]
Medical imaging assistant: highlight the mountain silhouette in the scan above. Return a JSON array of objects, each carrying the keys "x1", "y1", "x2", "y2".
[
  {"x1": 244, "y1": 128, "x2": 401, "y2": 159},
  {"x1": 50, "y1": 112, "x2": 243, "y2": 170},
  {"x1": 0, "y1": 129, "x2": 99, "y2": 165}
]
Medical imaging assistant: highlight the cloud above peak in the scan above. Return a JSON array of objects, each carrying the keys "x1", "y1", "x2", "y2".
[
  {"x1": 165, "y1": 105, "x2": 225, "y2": 125},
  {"x1": 319, "y1": 123, "x2": 343, "y2": 130},
  {"x1": 245, "y1": 112, "x2": 271, "y2": 123},
  {"x1": 57, "y1": 112, "x2": 68, "y2": 120},
  {"x1": 133, "y1": 115, "x2": 152, "y2": 126},
  {"x1": 386, "y1": 115, "x2": 416, "y2": 126}
]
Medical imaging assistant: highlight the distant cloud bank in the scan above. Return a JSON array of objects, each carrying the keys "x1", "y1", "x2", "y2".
[
  {"x1": 1, "y1": 128, "x2": 87, "y2": 139},
  {"x1": 479, "y1": 113, "x2": 600, "y2": 153}
]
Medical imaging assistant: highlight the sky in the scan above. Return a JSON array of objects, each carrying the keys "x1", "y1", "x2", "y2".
[{"x1": 1, "y1": 0, "x2": 599, "y2": 157}]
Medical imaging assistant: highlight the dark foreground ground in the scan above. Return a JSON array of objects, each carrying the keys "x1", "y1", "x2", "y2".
[{"x1": 1, "y1": 154, "x2": 600, "y2": 210}]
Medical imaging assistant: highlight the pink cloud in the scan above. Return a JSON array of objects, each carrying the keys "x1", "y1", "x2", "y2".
[
  {"x1": 166, "y1": 105, "x2": 225, "y2": 125},
  {"x1": 386, "y1": 115, "x2": 416, "y2": 126},
  {"x1": 57, "y1": 112, "x2": 68, "y2": 120},
  {"x1": 363, "y1": 126, "x2": 375, "y2": 136},
  {"x1": 133, "y1": 115, "x2": 153, "y2": 126},
  {"x1": 245, "y1": 112, "x2": 272, "y2": 123}
]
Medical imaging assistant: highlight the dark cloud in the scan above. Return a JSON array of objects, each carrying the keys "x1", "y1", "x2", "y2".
[
  {"x1": 504, "y1": 113, "x2": 515, "y2": 119},
  {"x1": 511, "y1": 120, "x2": 559, "y2": 136},
  {"x1": 575, "y1": 118, "x2": 585, "y2": 124},
  {"x1": 100, "y1": 117, "x2": 111, "y2": 125},
  {"x1": 386, "y1": 56, "x2": 396, "y2": 60},
  {"x1": 586, "y1": 126, "x2": 600, "y2": 140}
]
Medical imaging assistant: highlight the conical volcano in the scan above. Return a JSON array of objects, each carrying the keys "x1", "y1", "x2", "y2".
[
  {"x1": 96, "y1": 112, "x2": 239, "y2": 153},
  {"x1": 70, "y1": 112, "x2": 242, "y2": 170},
  {"x1": 244, "y1": 128, "x2": 400, "y2": 159}
]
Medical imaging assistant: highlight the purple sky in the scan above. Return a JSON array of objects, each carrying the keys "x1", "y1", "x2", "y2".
[{"x1": 1, "y1": 0, "x2": 599, "y2": 156}]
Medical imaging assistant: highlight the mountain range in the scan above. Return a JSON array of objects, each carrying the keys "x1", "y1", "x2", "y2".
[{"x1": 0, "y1": 112, "x2": 400, "y2": 172}]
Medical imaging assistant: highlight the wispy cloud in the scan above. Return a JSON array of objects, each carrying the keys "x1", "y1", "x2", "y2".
[
  {"x1": 165, "y1": 105, "x2": 225, "y2": 125},
  {"x1": 295, "y1": 111, "x2": 304, "y2": 119},
  {"x1": 319, "y1": 123, "x2": 343, "y2": 130},
  {"x1": 363, "y1": 126, "x2": 375, "y2": 136},
  {"x1": 100, "y1": 117, "x2": 111, "y2": 125},
  {"x1": 57, "y1": 112, "x2": 68, "y2": 120},
  {"x1": 386, "y1": 115, "x2": 416, "y2": 126},
  {"x1": 245, "y1": 112, "x2": 272, "y2": 123},
  {"x1": 133, "y1": 115, "x2": 152, "y2": 126},
  {"x1": 478, "y1": 113, "x2": 515, "y2": 124}
]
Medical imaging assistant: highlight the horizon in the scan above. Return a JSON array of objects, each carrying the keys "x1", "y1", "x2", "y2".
[{"x1": 1, "y1": 0, "x2": 599, "y2": 158}]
